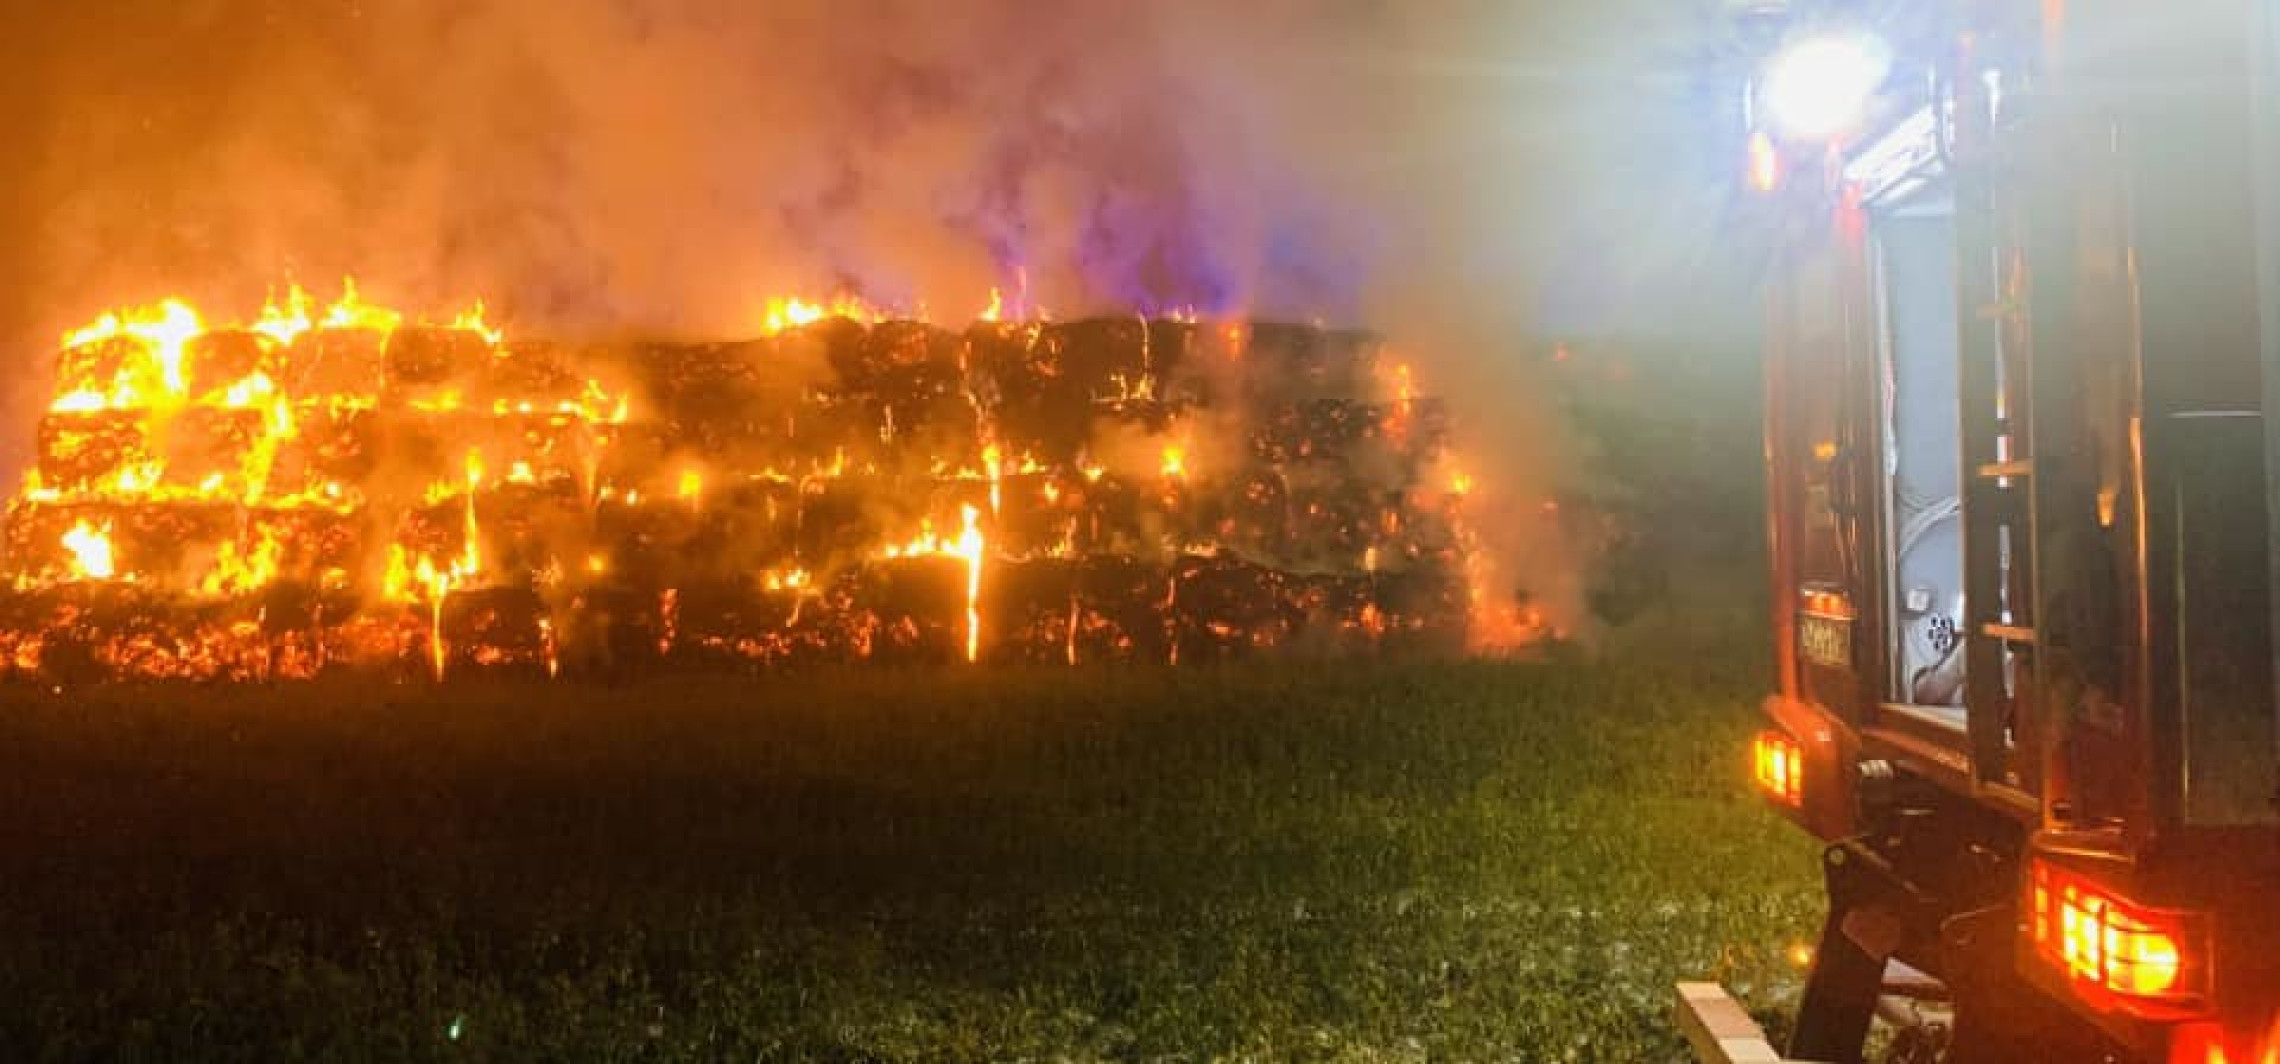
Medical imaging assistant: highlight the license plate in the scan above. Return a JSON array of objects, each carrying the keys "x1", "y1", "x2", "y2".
[{"x1": 1800, "y1": 613, "x2": 1852, "y2": 670}]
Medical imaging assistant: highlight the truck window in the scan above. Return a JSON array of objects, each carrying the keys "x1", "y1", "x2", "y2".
[{"x1": 1872, "y1": 201, "x2": 1966, "y2": 713}]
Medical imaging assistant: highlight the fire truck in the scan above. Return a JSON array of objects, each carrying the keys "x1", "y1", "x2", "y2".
[{"x1": 1685, "y1": 2, "x2": 2280, "y2": 1062}]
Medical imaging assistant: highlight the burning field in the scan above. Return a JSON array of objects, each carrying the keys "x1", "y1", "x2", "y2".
[{"x1": 0, "y1": 283, "x2": 1534, "y2": 684}]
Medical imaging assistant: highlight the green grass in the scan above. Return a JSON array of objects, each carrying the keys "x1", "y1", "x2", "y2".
[{"x1": 0, "y1": 640, "x2": 1818, "y2": 1062}]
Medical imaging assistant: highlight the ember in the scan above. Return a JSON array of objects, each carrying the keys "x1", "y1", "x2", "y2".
[{"x1": 0, "y1": 284, "x2": 1534, "y2": 682}]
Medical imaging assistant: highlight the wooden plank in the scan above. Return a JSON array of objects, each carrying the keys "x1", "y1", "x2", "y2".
[{"x1": 1674, "y1": 982, "x2": 1789, "y2": 1064}]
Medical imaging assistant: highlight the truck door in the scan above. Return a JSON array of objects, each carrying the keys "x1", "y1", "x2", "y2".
[{"x1": 1766, "y1": 220, "x2": 1875, "y2": 726}]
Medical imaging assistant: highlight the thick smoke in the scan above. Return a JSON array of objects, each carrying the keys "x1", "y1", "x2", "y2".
[{"x1": 1, "y1": 0, "x2": 1727, "y2": 636}]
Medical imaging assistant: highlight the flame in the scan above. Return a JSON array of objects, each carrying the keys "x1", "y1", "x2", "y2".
[
  {"x1": 761, "y1": 294, "x2": 886, "y2": 334},
  {"x1": 382, "y1": 543, "x2": 460, "y2": 679},
  {"x1": 428, "y1": 561, "x2": 452, "y2": 681},
  {"x1": 578, "y1": 380, "x2": 631, "y2": 424},
  {"x1": 220, "y1": 371, "x2": 277, "y2": 408},
  {"x1": 879, "y1": 518, "x2": 944, "y2": 560},
  {"x1": 451, "y1": 300, "x2": 503, "y2": 345},
  {"x1": 56, "y1": 298, "x2": 205, "y2": 411},
  {"x1": 114, "y1": 461, "x2": 163, "y2": 496},
  {"x1": 381, "y1": 543, "x2": 415, "y2": 602},
  {"x1": 458, "y1": 449, "x2": 484, "y2": 579},
  {"x1": 321, "y1": 278, "x2": 402, "y2": 333},
  {"x1": 1161, "y1": 445, "x2": 1187, "y2": 480},
  {"x1": 1450, "y1": 471, "x2": 1475, "y2": 497},
  {"x1": 979, "y1": 288, "x2": 1004, "y2": 323},
  {"x1": 1385, "y1": 362, "x2": 1417, "y2": 439},
  {"x1": 956, "y1": 504, "x2": 984, "y2": 664},
  {"x1": 201, "y1": 525, "x2": 283, "y2": 595},
  {"x1": 251, "y1": 285, "x2": 316, "y2": 347},
  {"x1": 50, "y1": 389, "x2": 108, "y2": 414},
  {"x1": 763, "y1": 569, "x2": 810, "y2": 592},
  {"x1": 678, "y1": 468, "x2": 704, "y2": 506},
  {"x1": 237, "y1": 394, "x2": 298, "y2": 506},
  {"x1": 62, "y1": 520, "x2": 117, "y2": 580},
  {"x1": 982, "y1": 443, "x2": 1003, "y2": 517},
  {"x1": 539, "y1": 617, "x2": 559, "y2": 679}
]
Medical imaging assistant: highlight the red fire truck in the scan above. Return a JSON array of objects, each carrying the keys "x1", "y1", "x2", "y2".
[{"x1": 1700, "y1": 2, "x2": 2280, "y2": 1061}]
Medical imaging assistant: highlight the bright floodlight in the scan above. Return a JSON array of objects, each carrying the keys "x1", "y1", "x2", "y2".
[{"x1": 1760, "y1": 34, "x2": 1891, "y2": 141}]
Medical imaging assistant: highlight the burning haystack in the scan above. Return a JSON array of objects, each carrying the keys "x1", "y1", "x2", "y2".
[{"x1": 0, "y1": 285, "x2": 1529, "y2": 683}]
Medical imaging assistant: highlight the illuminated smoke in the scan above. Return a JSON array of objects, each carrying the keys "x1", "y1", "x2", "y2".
[{"x1": 0, "y1": 0, "x2": 1730, "y2": 638}]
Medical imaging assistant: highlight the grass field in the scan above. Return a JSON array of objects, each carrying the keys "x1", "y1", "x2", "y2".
[{"x1": 0, "y1": 627, "x2": 1819, "y2": 1062}]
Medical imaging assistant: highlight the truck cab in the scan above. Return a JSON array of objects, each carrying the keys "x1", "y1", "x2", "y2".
[{"x1": 1748, "y1": 1, "x2": 2280, "y2": 1060}]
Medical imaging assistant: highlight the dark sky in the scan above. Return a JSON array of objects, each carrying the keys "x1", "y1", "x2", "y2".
[{"x1": 0, "y1": 1, "x2": 1761, "y2": 473}]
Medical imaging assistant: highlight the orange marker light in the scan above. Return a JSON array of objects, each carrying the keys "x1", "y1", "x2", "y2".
[{"x1": 1752, "y1": 731, "x2": 1804, "y2": 806}]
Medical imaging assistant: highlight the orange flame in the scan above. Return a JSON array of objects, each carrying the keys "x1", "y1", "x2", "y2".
[
  {"x1": 956, "y1": 503, "x2": 984, "y2": 664},
  {"x1": 251, "y1": 285, "x2": 316, "y2": 347},
  {"x1": 981, "y1": 443, "x2": 1003, "y2": 517},
  {"x1": 201, "y1": 525, "x2": 284, "y2": 596},
  {"x1": 56, "y1": 298, "x2": 204, "y2": 412},
  {"x1": 458, "y1": 449, "x2": 484, "y2": 580},
  {"x1": 321, "y1": 278, "x2": 402, "y2": 334},
  {"x1": 61, "y1": 520, "x2": 117, "y2": 580},
  {"x1": 761, "y1": 294, "x2": 887, "y2": 334},
  {"x1": 451, "y1": 300, "x2": 504, "y2": 345}
]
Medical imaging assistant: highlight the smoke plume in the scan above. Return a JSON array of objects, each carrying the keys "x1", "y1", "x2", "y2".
[{"x1": 0, "y1": 0, "x2": 1730, "y2": 635}]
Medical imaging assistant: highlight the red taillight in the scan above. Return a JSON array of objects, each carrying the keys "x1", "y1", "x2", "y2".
[
  {"x1": 2029, "y1": 859, "x2": 2212, "y2": 1019},
  {"x1": 2167, "y1": 1020, "x2": 2280, "y2": 1064},
  {"x1": 1753, "y1": 730, "x2": 1804, "y2": 806}
]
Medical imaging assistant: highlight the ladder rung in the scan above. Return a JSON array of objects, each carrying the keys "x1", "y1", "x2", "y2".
[
  {"x1": 1980, "y1": 623, "x2": 2036, "y2": 645},
  {"x1": 1977, "y1": 459, "x2": 2033, "y2": 479}
]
